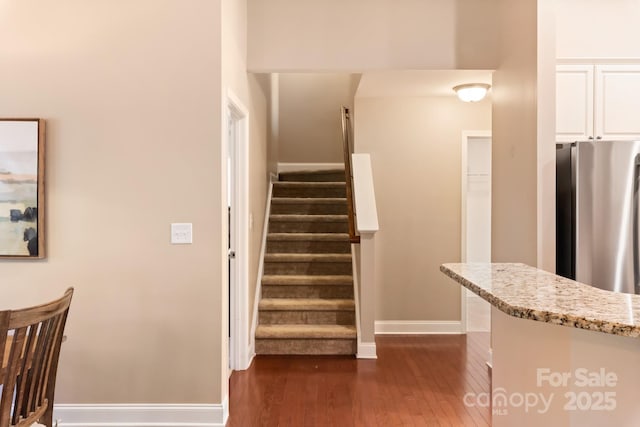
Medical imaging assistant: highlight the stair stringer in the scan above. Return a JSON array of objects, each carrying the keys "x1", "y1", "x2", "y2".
[{"x1": 248, "y1": 177, "x2": 275, "y2": 366}]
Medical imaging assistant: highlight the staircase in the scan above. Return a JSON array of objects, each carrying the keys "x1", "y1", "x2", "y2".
[{"x1": 255, "y1": 169, "x2": 357, "y2": 355}]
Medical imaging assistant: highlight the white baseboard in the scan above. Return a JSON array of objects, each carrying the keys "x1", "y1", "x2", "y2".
[
  {"x1": 54, "y1": 401, "x2": 228, "y2": 427},
  {"x1": 375, "y1": 320, "x2": 463, "y2": 335},
  {"x1": 277, "y1": 162, "x2": 344, "y2": 173},
  {"x1": 357, "y1": 342, "x2": 377, "y2": 359}
]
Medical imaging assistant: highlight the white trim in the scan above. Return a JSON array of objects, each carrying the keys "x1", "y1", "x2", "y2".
[
  {"x1": 277, "y1": 162, "x2": 343, "y2": 173},
  {"x1": 375, "y1": 320, "x2": 462, "y2": 335},
  {"x1": 352, "y1": 243, "x2": 362, "y2": 348},
  {"x1": 226, "y1": 89, "x2": 251, "y2": 371},
  {"x1": 556, "y1": 57, "x2": 640, "y2": 65},
  {"x1": 351, "y1": 154, "x2": 379, "y2": 233},
  {"x1": 460, "y1": 130, "x2": 491, "y2": 334},
  {"x1": 357, "y1": 342, "x2": 377, "y2": 359},
  {"x1": 54, "y1": 403, "x2": 227, "y2": 427},
  {"x1": 248, "y1": 179, "x2": 274, "y2": 366},
  {"x1": 221, "y1": 395, "x2": 228, "y2": 426},
  {"x1": 352, "y1": 244, "x2": 377, "y2": 359}
]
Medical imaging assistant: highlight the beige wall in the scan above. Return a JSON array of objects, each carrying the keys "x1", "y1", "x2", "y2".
[
  {"x1": 222, "y1": 0, "x2": 269, "y2": 368},
  {"x1": 247, "y1": 0, "x2": 499, "y2": 72},
  {"x1": 556, "y1": 0, "x2": 640, "y2": 59},
  {"x1": 491, "y1": 0, "x2": 539, "y2": 265},
  {"x1": 537, "y1": 0, "x2": 557, "y2": 271},
  {"x1": 354, "y1": 96, "x2": 491, "y2": 321},
  {"x1": 278, "y1": 73, "x2": 357, "y2": 163},
  {"x1": 0, "y1": 0, "x2": 226, "y2": 404}
]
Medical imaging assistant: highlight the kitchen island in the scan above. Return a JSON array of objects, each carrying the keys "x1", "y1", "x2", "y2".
[{"x1": 441, "y1": 263, "x2": 640, "y2": 427}]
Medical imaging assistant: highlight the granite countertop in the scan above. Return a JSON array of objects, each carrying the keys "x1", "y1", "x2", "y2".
[{"x1": 441, "y1": 263, "x2": 640, "y2": 337}]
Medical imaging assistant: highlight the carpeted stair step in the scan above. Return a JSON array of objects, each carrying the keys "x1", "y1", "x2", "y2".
[
  {"x1": 261, "y1": 275, "x2": 354, "y2": 298},
  {"x1": 279, "y1": 169, "x2": 346, "y2": 183},
  {"x1": 273, "y1": 182, "x2": 346, "y2": 198},
  {"x1": 255, "y1": 324, "x2": 357, "y2": 355},
  {"x1": 267, "y1": 233, "x2": 351, "y2": 254},
  {"x1": 269, "y1": 214, "x2": 349, "y2": 233},
  {"x1": 259, "y1": 298, "x2": 355, "y2": 325},
  {"x1": 255, "y1": 169, "x2": 357, "y2": 356},
  {"x1": 270, "y1": 197, "x2": 348, "y2": 215},
  {"x1": 263, "y1": 253, "x2": 353, "y2": 275}
]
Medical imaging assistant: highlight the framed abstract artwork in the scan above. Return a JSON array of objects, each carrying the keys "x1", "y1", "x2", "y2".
[{"x1": 0, "y1": 119, "x2": 45, "y2": 259}]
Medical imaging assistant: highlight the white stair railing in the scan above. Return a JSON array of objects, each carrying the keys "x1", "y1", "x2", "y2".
[{"x1": 351, "y1": 153, "x2": 379, "y2": 359}]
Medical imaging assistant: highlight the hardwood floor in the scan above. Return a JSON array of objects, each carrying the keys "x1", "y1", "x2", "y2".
[{"x1": 227, "y1": 333, "x2": 491, "y2": 426}]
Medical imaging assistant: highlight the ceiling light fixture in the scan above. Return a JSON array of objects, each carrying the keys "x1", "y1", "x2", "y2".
[{"x1": 453, "y1": 83, "x2": 491, "y2": 102}]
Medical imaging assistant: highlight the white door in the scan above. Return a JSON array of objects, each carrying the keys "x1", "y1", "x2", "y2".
[
  {"x1": 462, "y1": 134, "x2": 491, "y2": 332},
  {"x1": 227, "y1": 111, "x2": 236, "y2": 371},
  {"x1": 226, "y1": 92, "x2": 250, "y2": 372}
]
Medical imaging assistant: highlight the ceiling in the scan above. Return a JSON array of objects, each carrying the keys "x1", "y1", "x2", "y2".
[{"x1": 356, "y1": 70, "x2": 494, "y2": 99}]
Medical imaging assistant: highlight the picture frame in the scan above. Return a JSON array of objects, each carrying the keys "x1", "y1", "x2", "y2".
[{"x1": 0, "y1": 119, "x2": 45, "y2": 259}]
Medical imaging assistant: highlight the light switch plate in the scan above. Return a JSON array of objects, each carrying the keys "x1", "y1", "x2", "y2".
[{"x1": 171, "y1": 223, "x2": 192, "y2": 244}]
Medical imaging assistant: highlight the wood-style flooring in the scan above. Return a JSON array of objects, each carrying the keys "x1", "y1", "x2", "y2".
[{"x1": 227, "y1": 333, "x2": 491, "y2": 426}]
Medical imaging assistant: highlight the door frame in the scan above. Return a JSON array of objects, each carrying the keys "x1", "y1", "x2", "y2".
[
  {"x1": 226, "y1": 90, "x2": 250, "y2": 371},
  {"x1": 460, "y1": 130, "x2": 492, "y2": 333}
]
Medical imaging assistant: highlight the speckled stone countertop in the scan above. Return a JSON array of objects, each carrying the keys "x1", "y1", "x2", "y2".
[{"x1": 441, "y1": 263, "x2": 640, "y2": 338}]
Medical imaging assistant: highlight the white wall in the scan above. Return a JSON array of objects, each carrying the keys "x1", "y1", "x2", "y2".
[
  {"x1": 278, "y1": 73, "x2": 358, "y2": 163},
  {"x1": 556, "y1": 0, "x2": 640, "y2": 59},
  {"x1": 247, "y1": 0, "x2": 500, "y2": 71},
  {"x1": 354, "y1": 96, "x2": 491, "y2": 321}
]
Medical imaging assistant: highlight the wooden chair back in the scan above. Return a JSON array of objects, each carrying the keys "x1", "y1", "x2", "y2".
[{"x1": 0, "y1": 288, "x2": 74, "y2": 427}]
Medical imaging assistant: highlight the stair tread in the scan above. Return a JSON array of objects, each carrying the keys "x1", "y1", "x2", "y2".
[
  {"x1": 264, "y1": 253, "x2": 352, "y2": 262},
  {"x1": 279, "y1": 169, "x2": 345, "y2": 175},
  {"x1": 256, "y1": 324, "x2": 357, "y2": 339},
  {"x1": 267, "y1": 233, "x2": 350, "y2": 241},
  {"x1": 272, "y1": 197, "x2": 347, "y2": 204},
  {"x1": 270, "y1": 214, "x2": 348, "y2": 222},
  {"x1": 259, "y1": 298, "x2": 355, "y2": 311},
  {"x1": 262, "y1": 275, "x2": 353, "y2": 285},
  {"x1": 274, "y1": 182, "x2": 346, "y2": 187}
]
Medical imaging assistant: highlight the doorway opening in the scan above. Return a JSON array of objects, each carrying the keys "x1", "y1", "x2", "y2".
[
  {"x1": 226, "y1": 91, "x2": 251, "y2": 371},
  {"x1": 460, "y1": 131, "x2": 492, "y2": 333}
]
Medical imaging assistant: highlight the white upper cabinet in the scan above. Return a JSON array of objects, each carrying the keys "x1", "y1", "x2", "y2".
[
  {"x1": 595, "y1": 65, "x2": 640, "y2": 140},
  {"x1": 557, "y1": 64, "x2": 640, "y2": 142},
  {"x1": 556, "y1": 65, "x2": 594, "y2": 142}
]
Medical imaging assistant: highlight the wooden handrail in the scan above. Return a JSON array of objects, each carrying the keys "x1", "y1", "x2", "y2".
[{"x1": 341, "y1": 107, "x2": 360, "y2": 244}]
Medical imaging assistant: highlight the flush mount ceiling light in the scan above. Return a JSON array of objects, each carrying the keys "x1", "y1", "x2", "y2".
[{"x1": 453, "y1": 83, "x2": 491, "y2": 102}]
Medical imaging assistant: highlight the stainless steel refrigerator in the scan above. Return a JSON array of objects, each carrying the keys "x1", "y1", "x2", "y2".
[{"x1": 556, "y1": 140, "x2": 640, "y2": 294}]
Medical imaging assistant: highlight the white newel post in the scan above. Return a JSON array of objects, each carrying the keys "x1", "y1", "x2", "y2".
[{"x1": 351, "y1": 154, "x2": 379, "y2": 359}]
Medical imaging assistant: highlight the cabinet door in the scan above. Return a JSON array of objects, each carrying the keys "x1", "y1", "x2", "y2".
[
  {"x1": 556, "y1": 65, "x2": 594, "y2": 142},
  {"x1": 595, "y1": 65, "x2": 640, "y2": 140}
]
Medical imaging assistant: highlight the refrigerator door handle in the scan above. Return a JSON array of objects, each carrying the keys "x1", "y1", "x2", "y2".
[{"x1": 634, "y1": 154, "x2": 640, "y2": 294}]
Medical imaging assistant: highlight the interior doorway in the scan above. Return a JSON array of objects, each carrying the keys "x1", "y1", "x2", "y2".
[
  {"x1": 226, "y1": 91, "x2": 251, "y2": 371},
  {"x1": 460, "y1": 131, "x2": 492, "y2": 333}
]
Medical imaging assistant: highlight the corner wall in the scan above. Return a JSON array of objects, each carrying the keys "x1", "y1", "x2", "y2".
[
  {"x1": 222, "y1": 0, "x2": 269, "y2": 372},
  {"x1": 278, "y1": 73, "x2": 356, "y2": 164},
  {"x1": 491, "y1": 0, "x2": 539, "y2": 265},
  {"x1": 491, "y1": 0, "x2": 555, "y2": 271}
]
